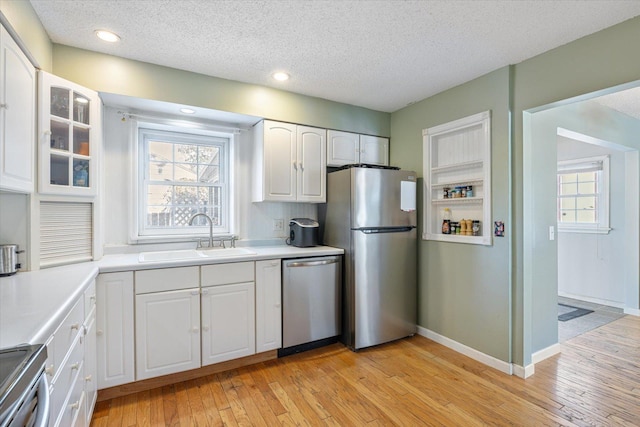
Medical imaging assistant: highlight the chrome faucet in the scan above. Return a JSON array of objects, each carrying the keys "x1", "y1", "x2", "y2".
[{"x1": 188, "y1": 213, "x2": 214, "y2": 248}]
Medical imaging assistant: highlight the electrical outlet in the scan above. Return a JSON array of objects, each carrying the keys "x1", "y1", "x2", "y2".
[{"x1": 273, "y1": 219, "x2": 284, "y2": 232}]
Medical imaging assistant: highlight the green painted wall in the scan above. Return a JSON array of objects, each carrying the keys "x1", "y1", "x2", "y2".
[
  {"x1": 52, "y1": 45, "x2": 390, "y2": 136},
  {"x1": 391, "y1": 67, "x2": 512, "y2": 362},
  {"x1": 0, "y1": 0, "x2": 52, "y2": 70}
]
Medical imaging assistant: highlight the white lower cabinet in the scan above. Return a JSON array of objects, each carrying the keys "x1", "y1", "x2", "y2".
[
  {"x1": 47, "y1": 280, "x2": 96, "y2": 427},
  {"x1": 134, "y1": 266, "x2": 201, "y2": 380},
  {"x1": 201, "y1": 282, "x2": 255, "y2": 364},
  {"x1": 201, "y1": 261, "x2": 256, "y2": 365},
  {"x1": 96, "y1": 272, "x2": 135, "y2": 389},
  {"x1": 255, "y1": 259, "x2": 282, "y2": 352},
  {"x1": 96, "y1": 260, "x2": 284, "y2": 385},
  {"x1": 135, "y1": 288, "x2": 201, "y2": 380}
]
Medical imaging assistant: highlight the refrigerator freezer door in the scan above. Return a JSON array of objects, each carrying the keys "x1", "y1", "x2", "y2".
[
  {"x1": 352, "y1": 168, "x2": 417, "y2": 229},
  {"x1": 348, "y1": 227, "x2": 417, "y2": 349}
]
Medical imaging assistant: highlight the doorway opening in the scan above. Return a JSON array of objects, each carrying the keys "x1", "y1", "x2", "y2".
[{"x1": 524, "y1": 82, "x2": 640, "y2": 360}]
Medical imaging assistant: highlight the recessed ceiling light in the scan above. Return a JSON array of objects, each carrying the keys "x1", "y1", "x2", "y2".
[
  {"x1": 272, "y1": 72, "x2": 290, "y2": 82},
  {"x1": 180, "y1": 108, "x2": 196, "y2": 114},
  {"x1": 95, "y1": 30, "x2": 120, "y2": 43}
]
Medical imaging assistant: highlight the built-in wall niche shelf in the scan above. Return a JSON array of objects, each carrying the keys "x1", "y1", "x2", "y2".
[{"x1": 423, "y1": 111, "x2": 492, "y2": 245}]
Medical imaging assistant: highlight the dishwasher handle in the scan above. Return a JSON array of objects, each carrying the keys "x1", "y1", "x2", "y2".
[{"x1": 285, "y1": 258, "x2": 339, "y2": 268}]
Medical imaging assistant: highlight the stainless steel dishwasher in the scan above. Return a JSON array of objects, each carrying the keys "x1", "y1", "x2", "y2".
[{"x1": 279, "y1": 255, "x2": 342, "y2": 357}]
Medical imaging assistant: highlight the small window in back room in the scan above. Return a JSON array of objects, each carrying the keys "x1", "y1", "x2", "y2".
[
  {"x1": 136, "y1": 124, "x2": 233, "y2": 240},
  {"x1": 557, "y1": 155, "x2": 610, "y2": 234}
]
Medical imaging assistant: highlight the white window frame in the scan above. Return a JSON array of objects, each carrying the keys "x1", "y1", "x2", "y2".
[
  {"x1": 557, "y1": 155, "x2": 610, "y2": 234},
  {"x1": 131, "y1": 121, "x2": 235, "y2": 242}
]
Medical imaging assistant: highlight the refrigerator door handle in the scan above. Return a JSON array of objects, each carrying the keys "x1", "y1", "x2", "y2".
[{"x1": 358, "y1": 226, "x2": 415, "y2": 234}]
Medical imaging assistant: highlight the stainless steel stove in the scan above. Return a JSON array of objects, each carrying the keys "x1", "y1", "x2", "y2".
[{"x1": 0, "y1": 344, "x2": 49, "y2": 427}]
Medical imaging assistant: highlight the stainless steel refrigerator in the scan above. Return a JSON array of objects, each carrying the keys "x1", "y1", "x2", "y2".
[{"x1": 320, "y1": 165, "x2": 417, "y2": 350}]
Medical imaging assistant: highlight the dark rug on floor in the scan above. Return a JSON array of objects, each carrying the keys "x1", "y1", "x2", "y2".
[{"x1": 558, "y1": 303, "x2": 594, "y2": 322}]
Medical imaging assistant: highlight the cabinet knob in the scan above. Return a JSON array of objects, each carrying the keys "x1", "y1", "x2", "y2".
[
  {"x1": 45, "y1": 365, "x2": 54, "y2": 376},
  {"x1": 192, "y1": 327, "x2": 199, "y2": 333},
  {"x1": 70, "y1": 401, "x2": 80, "y2": 410},
  {"x1": 292, "y1": 161, "x2": 298, "y2": 170},
  {"x1": 71, "y1": 323, "x2": 80, "y2": 331},
  {"x1": 71, "y1": 362, "x2": 80, "y2": 370},
  {"x1": 201, "y1": 289, "x2": 208, "y2": 295},
  {"x1": 191, "y1": 290, "x2": 200, "y2": 296},
  {"x1": 271, "y1": 261, "x2": 279, "y2": 266},
  {"x1": 85, "y1": 375, "x2": 92, "y2": 382},
  {"x1": 202, "y1": 325, "x2": 210, "y2": 332},
  {"x1": 275, "y1": 303, "x2": 281, "y2": 308},
  {"x1": 96, "y1": 329, "x2": 103, "y2": 336}
]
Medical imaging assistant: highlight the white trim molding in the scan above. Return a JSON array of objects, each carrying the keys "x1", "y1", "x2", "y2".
[
  {"x1": 417, "y1": 326, "x2": 513, "y2": 376},
  {"x1": 532, "y1": 343, "x2": 562, "y2": 365}
]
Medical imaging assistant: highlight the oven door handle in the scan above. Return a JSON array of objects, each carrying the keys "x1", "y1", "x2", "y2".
[{"x1": 33, "y1": 374, "x2": 50, "y2": 427}]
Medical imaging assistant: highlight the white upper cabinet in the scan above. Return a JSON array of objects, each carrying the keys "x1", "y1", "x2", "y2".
[
  {"x1": 38, "y1": 71, "x2": 100, "y2": 196},
  {"x1": 359, "y1": 135, "x2": 389, "y2": 166},
  {"x1": 327, "y1": 130, "x2": 389, "y2": 167},
  {"x1": 0, "y1": 25, "x2": 36, "y2": 193},
  {"x1": 253, "y1": 120, "x2": 326, "y2": 203}
]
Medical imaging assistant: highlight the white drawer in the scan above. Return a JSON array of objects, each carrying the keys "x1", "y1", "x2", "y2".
[
  {"x1": 135, "y1": 266, "x2": 199, "y2": 294},
  {"x1": 201, "y1": 261, "x2": 254, "y2": 287},
  {"x1": 84, "y1": 280, "x2": 96, "y2": 317},
  {"x1": 48, "y1": 298, "x2": 83, "y2": 380},
  {"x1": 53, "y1": 362, "x2": 85, "y2": 427},
  {"x1": 50, "y1": 335, "x2": 84, "y2": 420}
]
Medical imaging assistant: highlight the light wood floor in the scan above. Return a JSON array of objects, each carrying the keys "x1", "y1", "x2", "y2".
[{"x1": 91, "y1": 315, "x2": 640, "y2": 426}]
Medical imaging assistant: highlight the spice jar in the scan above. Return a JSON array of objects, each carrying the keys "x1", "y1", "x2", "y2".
[
  {"x1": 443, "y1": 187, "x2": 450, "y2": 199},
  {"x1": 442, "y1": 208, "x2": 452, "y2": 234},
  {"x1": 472, "y1": 220, "x2": 480, "y2": 236},
  {"x1": 466, "y1": 185, "x2": 473, "y2": 198}
]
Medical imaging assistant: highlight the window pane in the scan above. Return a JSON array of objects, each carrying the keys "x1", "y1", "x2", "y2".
[
  {"x1": 174, "y1": 163, "x2": 197, "y2": 182},
  {"x1": 148, "y1": 141, "x2": 173, "y2": 162},
  {"x1": 576, "y1": 196, "x2": 595, "y2": 210},
  {"x1": 198, "y1": 165, "x2": 219, "y2": 183},
  {"x1": 175, "y1": 144, "x2": 199, "y2": 163},
  {"x1": 174, "y1": 206, "x2": 197, "y2": 226},
  {"x1": 560, "y1": 183, "x2": 577, "y2": 196},
  {"x1": 147, "y1": 184, "x2": 171, "y2": 207},
  {"x1": 173, "y1": 185, "x2": 199, "y2": 205},
  {"x1": 577, "y1": 182, "x2": 595, "y2": 194},
  {"x1": 199, "y1": 146, "x2": 219, "y2": 165},
  {"x1": 560, "y1": 173, "x2": 577, "y2": 183},
  {"x1": 146, "y1": 206, "x2": 172, "y2": 227},
  {"x1": 576, "y1": 210, "x2": 596, "y2": 223},
  {"x1": 149, "y1": 161, "x2": 173, "y2": 181},
  {"x1": 560, "y1": 198, "x2": 576, "y2": 209},
  {"x1": 560, "y1": 210, "x2": 575, "y2": 222},
  {"x1": 577, "y1": 172, "x2": 596, "y2": 182}
]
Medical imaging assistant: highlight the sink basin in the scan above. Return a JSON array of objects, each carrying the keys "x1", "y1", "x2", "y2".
[
  {"x1": 197, "y1": 247, "x2": 256, "y2": 258},
  {"x1": 138, "y1": 247, "x2": 256, "y2": 263}
]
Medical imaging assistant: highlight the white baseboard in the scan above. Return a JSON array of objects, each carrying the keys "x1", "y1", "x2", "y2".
[
  {"x1": 417, "y1": 326, "x2": 513, "y2": 375},
  {"x1": 624, "y1": 307, "x2": 640, "y2": 316},
  {"x1": 532, "y1": 343, "x2": 562, "y2": 364},
  {"x1": 558, "y1": 291, "x2": 624, "y2": 309},
  {"x1": 512, "y1": 363, "x2": 535, "y2": 379}
]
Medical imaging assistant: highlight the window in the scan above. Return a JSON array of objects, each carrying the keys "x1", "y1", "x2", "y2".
[
  {"x1": 136, "y1": 124, "x2": 233, "y2": 240},
  {"x1": 557, "y1": 155, "x2": 610, "y2": 234}
]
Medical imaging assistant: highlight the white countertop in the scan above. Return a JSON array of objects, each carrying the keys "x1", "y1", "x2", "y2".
[
  {"x1": 0, "y1": 262, "x2": 99, "y2": 348},
  {"x1": 0, "y1": 245, "x2": 342, "y2": 348}
]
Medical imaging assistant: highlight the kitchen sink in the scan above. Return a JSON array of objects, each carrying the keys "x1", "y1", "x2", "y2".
[{"x1": 138, "y1": 247, "x2": 256, "y2": 263}]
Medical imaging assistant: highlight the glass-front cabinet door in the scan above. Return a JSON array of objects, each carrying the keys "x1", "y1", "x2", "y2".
[{"x1": 39, "y1": 71, "x2": 100, "y2": 196}]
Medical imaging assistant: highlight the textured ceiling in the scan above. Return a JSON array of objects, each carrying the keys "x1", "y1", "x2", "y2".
[
  {"x1": 592, "y1": 87, "x2": 640, "y2": 120},
  {"x1": 29, "y1": 0, "x2": 640, "y2": 113}
]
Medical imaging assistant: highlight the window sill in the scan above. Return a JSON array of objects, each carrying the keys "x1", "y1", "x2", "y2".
[{"x1": 558, "y1": 226, "x2": 611, "y2": 235}]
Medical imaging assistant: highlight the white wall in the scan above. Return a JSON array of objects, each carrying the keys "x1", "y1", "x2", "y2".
[
  {"x1": 0, "y1": 193, "x2": 30, "y2": 270},
  {"x1": 557, "y1": 136, "x2": 626, "y2": 306},
  {"x1": 101, "y1": 106, "x2": 316, "y2": 253}
]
